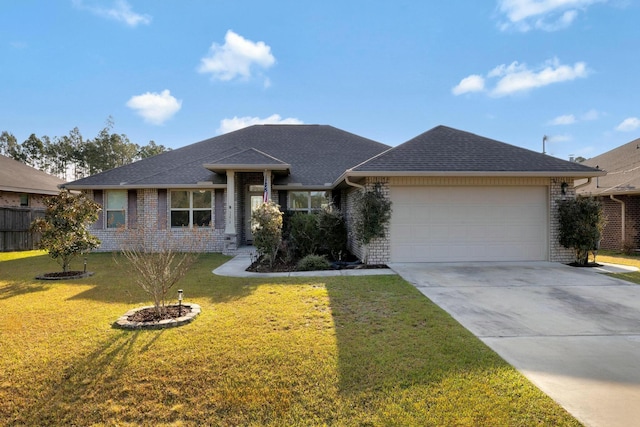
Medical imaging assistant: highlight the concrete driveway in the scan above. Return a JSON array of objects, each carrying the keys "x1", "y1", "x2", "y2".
[{"x1": 389, "y1": 261, "x2": 640, "y2": 427}]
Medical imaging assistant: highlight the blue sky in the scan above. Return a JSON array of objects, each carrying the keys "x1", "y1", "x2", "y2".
[{"x1": 2, "y1": 0, "x2": 638, "y2": 161}]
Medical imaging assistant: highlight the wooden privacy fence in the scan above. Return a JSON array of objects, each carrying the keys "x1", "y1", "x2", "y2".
[{"x1": 0, "y1": 207, "x2": 45, "y2": 251}]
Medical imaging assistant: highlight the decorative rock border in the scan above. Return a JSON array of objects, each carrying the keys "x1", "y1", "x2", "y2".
[
  {"x1": 35, "y1": 271, "x2": 95, "y2": 280},
  {"x1": 113, "y1": 303, "x2": 201, "y2": 330}
]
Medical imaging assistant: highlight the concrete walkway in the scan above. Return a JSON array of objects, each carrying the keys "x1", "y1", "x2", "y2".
[
  {"x1": 212, "y1": 251, "x2": 395, "y2": 278},
  {"x1": 389, "y1": 261, "x2": 640, "y2": 427}
]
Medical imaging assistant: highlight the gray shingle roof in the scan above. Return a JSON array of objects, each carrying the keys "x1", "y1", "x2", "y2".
[
  {"x1": 578, "y1": 137, "x2": 640, "y2": 195},
  {"x1": 352, "y1": 125, "x2": 602, "y2": 176},
  {"x1": 64, "y1": 125, "x2": 390, "y2": 188},
  {"x1": 0, "y1": 155, "x2": 65, "y2": 195}
]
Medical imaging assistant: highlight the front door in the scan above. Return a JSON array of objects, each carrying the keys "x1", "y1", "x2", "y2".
[{"x1": 245, "y1": 192, "x2": 264, "y2": 243}]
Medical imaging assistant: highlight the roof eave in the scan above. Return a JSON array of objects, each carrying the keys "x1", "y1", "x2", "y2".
[
  {"x1": 63, "y1": 183, "x2": 228, "y2": 190},
  {"x1": 344, "y1": 170, "x2": 607, "y2": 178}
]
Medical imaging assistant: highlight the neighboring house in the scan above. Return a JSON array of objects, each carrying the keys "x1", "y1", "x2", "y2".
[
  {"x1": 63, "y1": 124, "x2": 603, "y2": 263},
  {"x1": 576, "y1": 137, "x2": 640, "y2": 250},
  {"x1": 0, "y1": 154, "x2": 65, "y2": 251}
]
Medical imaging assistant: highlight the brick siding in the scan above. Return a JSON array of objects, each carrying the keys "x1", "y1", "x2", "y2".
[{"x1": 597, "y1": 195, "x2": 640, "y2": 251}]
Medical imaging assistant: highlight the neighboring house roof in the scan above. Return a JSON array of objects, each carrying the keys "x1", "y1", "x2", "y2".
[
  {"x1": 64, "y1": 125, "x2": 390, "y2": 189},
  {"x1": 347, "y1": 126, "x2": 603, "y2": 178},
  {"x1": 0, "y1": 154, "x2": 65, "y2": 195},
  {"x1": 577, "y1": 137, "x2": 640, "y2": 196}
]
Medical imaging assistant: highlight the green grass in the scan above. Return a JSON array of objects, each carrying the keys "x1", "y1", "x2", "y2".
[
  {"x1": 596, "y1": 250, "x2": 640, "y2": 284},
  {"x1": 0, "y1": 251, "x2": 581, "y2": 426}
]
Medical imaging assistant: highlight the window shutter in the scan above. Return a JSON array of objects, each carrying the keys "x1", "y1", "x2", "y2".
[
  {"x1": 127, "y1": 190, "x2": 137, "y2": 228},
  {"x1": 157, "y1": 189, "x2": 167, "y2": 230},
  {"x1": 93, "y1": 190, "x2": 104, "y2": 229}
]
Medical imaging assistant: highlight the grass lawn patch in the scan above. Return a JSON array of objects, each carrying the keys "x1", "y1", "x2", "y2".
[
  {"x1": 0, "y1": 251, "x2": 580, "y2": 425},
  {"x1": 596, "y1": 250, "x2": 640, "y2": 284}
]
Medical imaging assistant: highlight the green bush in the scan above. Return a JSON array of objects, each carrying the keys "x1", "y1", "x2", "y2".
[
  {"x1": 289, "y1": 212, "x2": 322, "y2": 257},
  {"x1": 296, "y1": 254, "x2": 331, "y2": 271},
  {"x1": 558, "y1": 196, "x2": 605, "y2": 265},
  {"x1": 317, "y1": 207, "x2": 347, "y2": 260},
  {"x1": 251, "y1": 201, "x2": 283, "y2": 268}
]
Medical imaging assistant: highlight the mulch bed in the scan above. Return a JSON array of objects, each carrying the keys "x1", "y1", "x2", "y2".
[
  {"x1": 35, "y1": 271, "x2": 94, "y2": 280},
  {"x1": 247, "y1": 254, "x2": 388, "y2": 273},
  {"x1": 568, "y1": 262, "x2": 603, "y2": 267},
  {"x1": 127, "y1": 305, "x2": 192, "y2": 322}
]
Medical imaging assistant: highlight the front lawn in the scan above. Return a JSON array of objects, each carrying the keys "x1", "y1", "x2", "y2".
[{"x1": 0, "y1": 252, "x2": 580, "y2": 426}]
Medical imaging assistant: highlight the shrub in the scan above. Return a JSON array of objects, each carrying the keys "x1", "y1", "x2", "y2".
[
  {"x1": 251, "y1": 201, "x2": 283, "y2": 268},
  {"x1": 296, "y1": 254, "x2": 330, "y2": 271},
  {"x1": 289, "y1": 212, "x2": 322, "y2": 257},
  {"x1": 558, "y1": 197, "x2": 606, "y2": 265},
  {"x1": 317, "y1": 207, "x2": 347, "y2": 260},
  {"x1": 115, "y1": 228, "x2": 204, "y2": 317},
  {"x1": 30, "y1": 189, "x2": 101, "y2": 272}
]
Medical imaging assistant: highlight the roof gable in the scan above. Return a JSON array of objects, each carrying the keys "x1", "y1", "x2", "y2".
[
  {"x1": 578, "y1": 137, "x2": 640, "y2": 195},
  {"x1": 352, "y1": 125, "x2": 602, "y2": 176}
]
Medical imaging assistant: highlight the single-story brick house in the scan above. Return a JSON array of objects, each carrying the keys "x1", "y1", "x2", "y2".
[
  {"x1": 0, "y1": 154, "x2": 65, "y2": 208},
  {"x1": 576, "y1": 137, "x2": 640, "y2": 251},
  {"x1": 1, "y1": 154, "x2": 66, "y2": 251},
  {"x1": 63, "y1": 125, "x2": 603, "y2": 263}
]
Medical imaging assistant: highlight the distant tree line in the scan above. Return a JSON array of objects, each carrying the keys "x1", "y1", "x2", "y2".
[{"x1": 0, "y1": 117, "x2": 169, "y2": 180}]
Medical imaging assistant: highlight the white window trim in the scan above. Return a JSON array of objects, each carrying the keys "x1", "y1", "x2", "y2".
[
  {"x1": 170, "y1": 190, "x2": 214, "y2": 228},
  {"x1": 105, "y1": 190, "x2": 127, "y2": 229},
  {"x1": 288, "y1": 191, "x2": 329, "y2": 213}
]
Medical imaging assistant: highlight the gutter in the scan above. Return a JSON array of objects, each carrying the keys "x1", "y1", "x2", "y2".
[
  {"x1": 610, "y1": 195, "x2": 626, "y2": 247},
  {"x1": 573, "y1": 177, "x2": 592, "y2": 191},
  {"x1": 344, "y1": 174, "x2": 365, "y2": 190}
]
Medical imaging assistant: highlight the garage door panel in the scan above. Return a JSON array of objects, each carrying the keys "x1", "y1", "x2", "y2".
[{"x1": 390, "y1": 186, "x2": 548, "y2": 262}]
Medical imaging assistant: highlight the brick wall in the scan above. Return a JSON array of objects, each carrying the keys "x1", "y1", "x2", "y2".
[
  {"x1": 0, "y1": 190, "x2": 49, "y2": 208},
  {"x1": 86, "y1": 188, "x2": 226, "y2": 253},
  {"x1": 549, "y1": 178, "x2": 576, "y2": 263},
  {"x1": 598, "y1": 195, "x2": 640, "y2": 251},
  {"x1": 343, "y1": 178, "x2": 391, "y2": 264}
]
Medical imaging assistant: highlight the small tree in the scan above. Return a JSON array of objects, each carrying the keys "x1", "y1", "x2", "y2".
[
  {"x1": 558, "y1": 197, "x2": 606, "y2": 265},
  {"x1": 31, "y1": 189, "x2": 101, "y2": 272},
  {"x1": 317, "y1": 207, "x2": 348, "y2": 260},
  {"x1": 116, "y1": 228, "x2": 203, "y2": 318},
  {"x1": 251, "y1": 201, "x2": 283, "y2": 268},
  {"x1": 352, "y1": 183, "x2": 392, "y2": 264}
]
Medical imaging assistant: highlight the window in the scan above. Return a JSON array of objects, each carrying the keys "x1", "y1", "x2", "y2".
[
  {"x1": 170, "y1": 190, "x2": 212, "y2": 228},
  {"x1": 19, "y1": 194, "x2": 29, "y2": 207},
  {"x1": 289, "y1": 191, "x2": 329, "y2": 212},
  {"x1": 106, "y1": 190, "x2": 126, "y2": 228}
]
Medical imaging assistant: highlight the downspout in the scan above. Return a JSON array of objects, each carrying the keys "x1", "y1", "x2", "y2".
[
  {"x1": 610, "y1": 195, "x2": 625, "y2": 248},
  {"x1": 345, "y1": 174, "x2": 365, "y2": 190}
]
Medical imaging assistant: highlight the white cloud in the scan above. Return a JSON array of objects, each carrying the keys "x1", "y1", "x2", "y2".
[
  {"x1": 452, "y1": 74, "x2": 485, "y2": 95},
  {"x1": 453, "y1": 58, "x2": 589, "y2": 98},
  {"x1": 497, "y1": 0, "x2": 607, "y2": 32},
  {"x1": 616, "y1": 117, "x2": 640, "y2": 132},
  {"x1": 491, "y1": 58, "x2": 588, "y2": 97},
  {"x1": 549, "y1": 114, "x2": 576, "y2": 125},
  {"x1": 73, "y1": 0, "x2": 151, "y2": 27},
  {"x1": 581, "y1": 109, "x2": 601, "y2": 121},
  {"x1": 126, "y1": 90, "x2": 182, "y2": 125},
  {"x1": 198, "y1": 30, "x2": 275, "y2": 82},
  {"x1": 217, "y1": 114, "x2": 303, "y2": 134}
]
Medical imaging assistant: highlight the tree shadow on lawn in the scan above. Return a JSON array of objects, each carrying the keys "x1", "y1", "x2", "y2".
[
  {"x1": 22, "y1": 329, "x2": 164, "y2": 426},
  {"x1": 0, "y1": 253, "x2": 57, "y2": 300},
  {"x1": 324, "y1": 275, "x2": 577, "y2": 425}
]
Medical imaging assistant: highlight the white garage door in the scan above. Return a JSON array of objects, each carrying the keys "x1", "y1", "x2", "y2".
[{"x1": 390, "y1": 186, "x2": 548, "y2": 262}]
